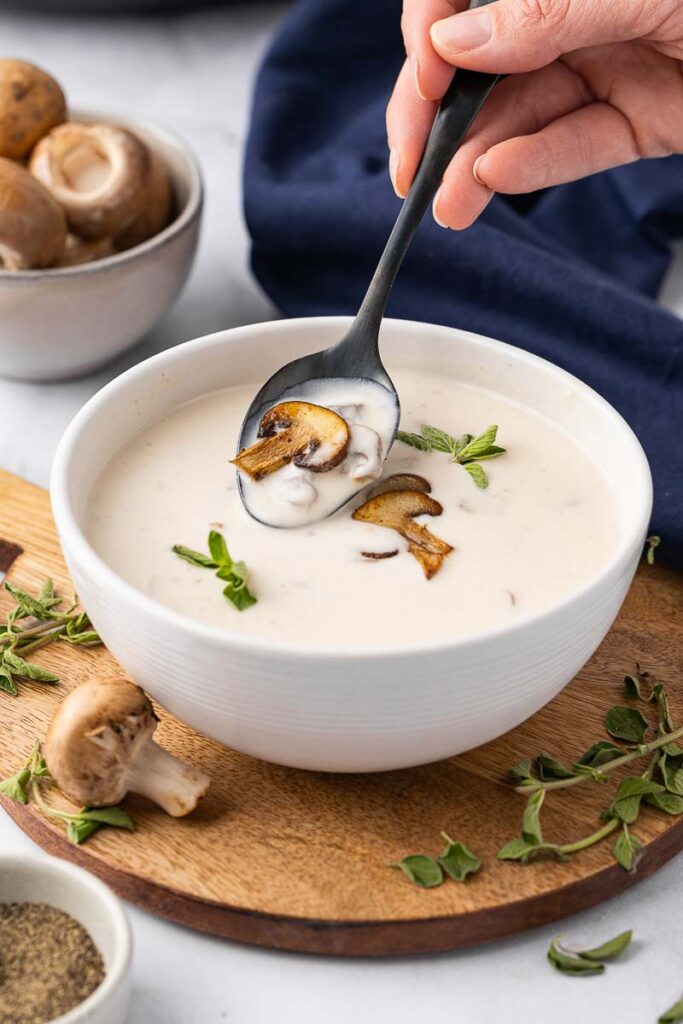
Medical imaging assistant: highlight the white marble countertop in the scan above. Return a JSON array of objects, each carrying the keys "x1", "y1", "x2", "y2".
[{"x1": 1, "y1": 6, "x2": 682, "y2": 1023}]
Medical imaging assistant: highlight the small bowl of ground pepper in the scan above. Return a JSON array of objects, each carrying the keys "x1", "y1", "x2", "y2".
[{"x1": 0, "y1": 854, "x2": 131, "y2": 1024}]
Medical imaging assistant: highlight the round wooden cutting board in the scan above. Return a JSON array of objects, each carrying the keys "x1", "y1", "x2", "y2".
[{"x1": 0, "y1": 468, "x2": 681, "y2": 956}]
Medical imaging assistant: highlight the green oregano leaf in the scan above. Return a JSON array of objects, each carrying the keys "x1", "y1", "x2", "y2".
[
  {"x1": 497, "y1": 837, "x2": 538, "y2": 861},
  {"x1": 0, "y1": 664, "x2": 17, "y2": 695},
  {"x1": 456, "y1": 425, "x2": 503, "y2": 462},
  {"x1": 4, "y1": 581, "x2": 54, "y2": 620},
  {"x1": 67, "y1": 818, "x2": 100, "y2": 845},
  {"x1": 79, "y1": 805, "x2": 135, "y2": 830},
  {"x1": 62, "y1": 630, "x2": 101, "y2": 646},
  {"x1": 659, "y1": 995, "x2": 683, "y2": 1022},
  {"x1": 207, "y1": 529, "x2": 231, "y2": 566},
  {"x1": 463, "y1": 462, "x2": 488, "y2": 489},
  {"x1": 624, "y1": 671, "x2": 655, "y2": 703},
  {"x1": 610, "y1": 777, "x2": 664, "y2": 825},
  {"x1": 508, "y1": 758, "x2": 537, "y2": 785},
  {"x1": 574, "y1": 741, "x2": 624, "y2": 770},
  {"x1": 173, "y1": 531, "x2": 257, "y2": 611},
  {"x1": 547, "y1": 938, "x2": 605, "y2": 976},
  {"x1": 171, "y1": 544, "x2": 217, "y2": 569},
  {"x1": 393, "y1": 855, "x2": 443, "y2": 888},
  {"x1": 580, "y1": 929, "x2": 632, "y2": 961},
  {"x1": 437, "y1": 834, "x2": 481, "y2": 881},
  {"x1": 612, "y1": 826, "x2": 644, "y2": 872},
  {"x1": 548, "y1": 929, "x2": 632, "y2": 974},
  {"x1": 645, "y1": 791, "x2": 683, "y2": 815},
  {"x1": 3, "y1": 650, "x2": 59, "y2": 683},
  {"x1": 419, "y1": 425, "x2": 460, "y2": 454},
  {"x1": 0, "y1": 767, "x2": 31, "y2": 803},
  {"x1": 396, "y1": 423, "x2": 506, "y2": 488},
  {"x1": 537, "y1": 752, "x2": 576, "y2": 781},
  {"x1": 660, "y1": 754, "x2": 683, "y2": 796},
  {"x1": 605, "y1": 706, "x2": 650, "y2": 743},
  {"x1": 522, "y1": 788, "x2": 545, "y2": 844},
  {"x1": 395, "y1": 430, "x2": 434, "y2": 453}
]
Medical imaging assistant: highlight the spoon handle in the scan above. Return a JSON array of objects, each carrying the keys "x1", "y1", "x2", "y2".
[{"x1": 352, "y1": 0, "x2": 500, "y2": 344}]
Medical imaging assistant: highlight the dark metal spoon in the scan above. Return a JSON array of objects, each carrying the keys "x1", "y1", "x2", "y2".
[{"x1": 238, "y1": 4, "x2": 499, "y2": 523}]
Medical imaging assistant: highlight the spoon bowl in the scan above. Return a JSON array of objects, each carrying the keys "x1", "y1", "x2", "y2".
[
  {"x1": 236, "y1": 333, "x2": 400, "y2": 524},
  {"x1": 236, "y1": 14, "x2": 499, "y2": 525}
]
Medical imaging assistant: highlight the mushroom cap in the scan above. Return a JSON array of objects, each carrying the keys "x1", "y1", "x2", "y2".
[
  {"x1": 0, "y1": 58, "x2": 66, "y2": 160},
  {"x1": 0, "y1": 157, "x2": 66, "y2": 270},
  {"x1": 367, "y1": 473, "x2": 432, "y2": 499},
  {"x1": 44, "y1": 676, "x2": 158, "y2": 807},
  {"x1": 30, "y1": 122, "x2": 150, "y2": 240},
  {"x1": 352, "y1": 489, "x2": 453, "y2": 578},
  {"x1": 114, "y1": 145, "x2": 173, "y2": 251},
  {"x1": 233, "y1": 401, "x2": 351, "y2": 480}
]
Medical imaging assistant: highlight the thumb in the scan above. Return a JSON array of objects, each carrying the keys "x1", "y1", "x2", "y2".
[{"x1": 430, "y1": 0, "x2": 660, "y2": 73}]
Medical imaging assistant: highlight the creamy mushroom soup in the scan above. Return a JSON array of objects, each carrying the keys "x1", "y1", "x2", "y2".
[{"x1": 86, "y1": 368, "x2": 618, "y2": 648}]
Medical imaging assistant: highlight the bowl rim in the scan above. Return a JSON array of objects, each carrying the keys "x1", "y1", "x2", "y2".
[
  {"x1": 0, "y1": 108, "x2": 203, "y2": 283},
  {"x1": 0, "y1": 853, "x2": 131, "y2": 1022},
  {"x1": 50, "y1": 315, "x2": 653, "y2": 660}
]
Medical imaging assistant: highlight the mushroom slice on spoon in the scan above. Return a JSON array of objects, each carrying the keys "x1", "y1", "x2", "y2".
[
  {"x1": 352, "y1": 489, "x2": 453, "y2": 579},
  {"x1": 232, "y1": 401, "x2": 350, "y2": 480},
  {"x1": 44, "y1": 677, "x2": 210, "y2": 817}
]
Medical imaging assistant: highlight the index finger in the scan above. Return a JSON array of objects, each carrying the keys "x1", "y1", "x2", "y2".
[{"x1": 401, "y1": 0, "x2": 466, "y2": 100}]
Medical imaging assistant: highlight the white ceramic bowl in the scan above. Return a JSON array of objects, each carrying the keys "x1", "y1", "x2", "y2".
[
  {"x1": 51, "y1": 317, "x2": 652, "y2": 772},
  {"x1": 0, "y1": 111, "x2": 202, "y2": 382},
  {"x1": 0, "y1": 854, "x2": 131, "y2": 1023}
]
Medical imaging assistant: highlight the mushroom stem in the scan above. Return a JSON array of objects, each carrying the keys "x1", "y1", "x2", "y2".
[{"x1": 123, "y1": 738, "x2": 210, "y2": 818}]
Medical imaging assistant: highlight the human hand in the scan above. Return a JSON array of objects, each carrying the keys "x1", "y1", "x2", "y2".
[{"x1": 386, "y1": 0, "x2": 683, "y2": 228}]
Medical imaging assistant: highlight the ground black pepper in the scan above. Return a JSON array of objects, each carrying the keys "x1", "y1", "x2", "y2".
[{"x1": 0, "y1": 902, "x2": 105, "y2": 1024}]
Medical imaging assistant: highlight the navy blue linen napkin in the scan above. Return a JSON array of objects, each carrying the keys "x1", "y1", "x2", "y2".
[{"x1": 244, "y1": 0, "x2": 683, "y2": 566}]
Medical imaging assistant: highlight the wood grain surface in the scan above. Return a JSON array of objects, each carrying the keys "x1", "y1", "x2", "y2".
[{"x1": 0, "y1": 468, "x2": 681, "y2": 956}]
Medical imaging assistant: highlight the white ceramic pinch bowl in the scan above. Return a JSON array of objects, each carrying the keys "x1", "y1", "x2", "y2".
[
  {"x1": 51, "y1": 317, "x2": 652, "y2": 773},
  {"x1": 0, "y1": 110, "x2": 202, "y2": 382},
  {"x1": 0, "y1": 854, "x2": 131, "y2": 1023}
]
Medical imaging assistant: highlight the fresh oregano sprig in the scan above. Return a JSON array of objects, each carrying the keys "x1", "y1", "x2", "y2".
[
  {"x1": 0, "y1": 741, "x2": 133, "y2": 845},
  {"x1": 0, "y1": 579, "x2": 101, "y2": 696},
  {"x1": 396, "y1": 423, "x2": 506, "y2": 489},
  {"x1": 499, "y1": 667, "x2": 683, "y2": 871},
  {"x1": 393, "y1": 833, "x2": 481, "y2": 888},
  {"x1": 172, "y1": 529, "x2": 257, "y2": 611},
  {"x1": 547, "y1": 929, "x2": 632, "y2": 976}
]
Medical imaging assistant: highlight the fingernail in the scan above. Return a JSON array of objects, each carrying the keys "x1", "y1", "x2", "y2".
[
  {"x1": 431, "y1": 10, "x2": 493, "y2": 52},
  {"x1": 432, "y1": 186, "x2": 448, "y2": 229},
  {"x1": 409, "y1": 51, "x2": 426, "y2": 100},
  {"x1": 389, "y1": 148, "x2": 403, "y2": 197},
  {"x1": 473, "y1": 154, "x2": 487, "y2": 185}
]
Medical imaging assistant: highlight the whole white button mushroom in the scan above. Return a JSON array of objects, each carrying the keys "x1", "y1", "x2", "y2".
[
  {"x1": 0, "y1": 58, "x2": 66, "y2": 161},
  {"x1": 114, "y1": 145, "x2": 173, "y2": 250},
  {"x1": 30, "y1": 123, "x2": 151, "y2": 241},
  {"x1": 0, "y1": 157, "x2": 66, "y2": 270},
  {"x1": 44, "y1": 677, "x2": 210, "y2": 817}
]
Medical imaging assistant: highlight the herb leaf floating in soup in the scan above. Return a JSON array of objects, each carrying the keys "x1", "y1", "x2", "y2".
[
  {"x1": 352, "y1": 487, "x2": 453, "y2": 579},
  {"x1": 396, "y1": 423, "x2": 505, "y2": 489},
  {"x1": 172, "y1": 530, "x2": 257, "y2": 611}
]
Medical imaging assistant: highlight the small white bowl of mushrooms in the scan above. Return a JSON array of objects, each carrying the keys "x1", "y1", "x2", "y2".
[{"x1": 0, "y1": 58, "x2": 203, "y2": 381}]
